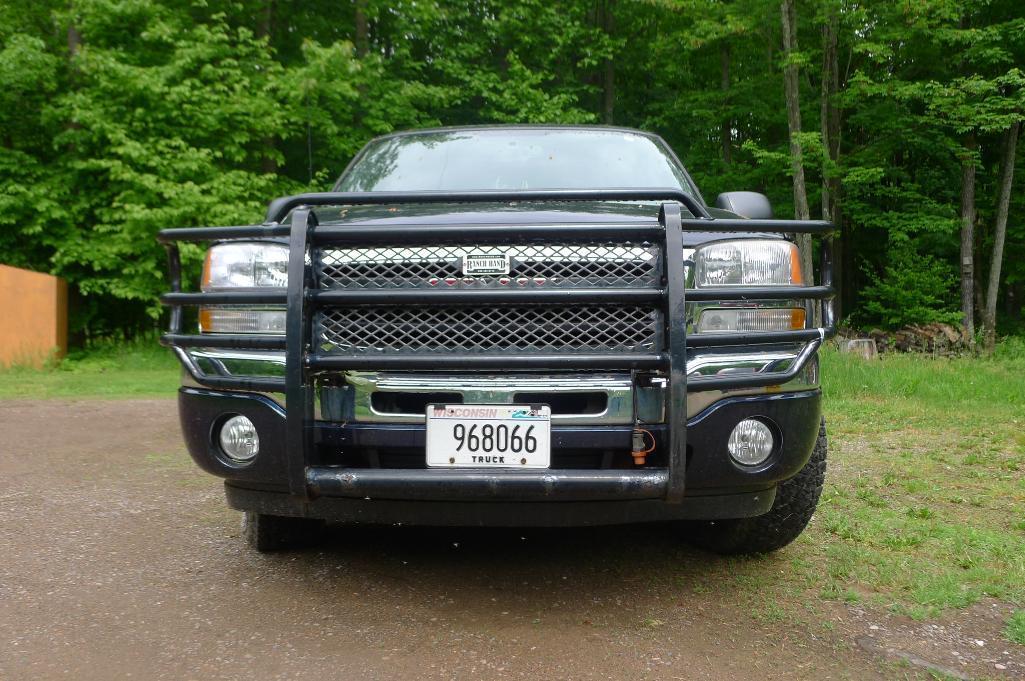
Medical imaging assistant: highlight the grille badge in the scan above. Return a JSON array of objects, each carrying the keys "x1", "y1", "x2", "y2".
[{"x1": 461, "y1": 253, "x2": 510, "y2": 276}]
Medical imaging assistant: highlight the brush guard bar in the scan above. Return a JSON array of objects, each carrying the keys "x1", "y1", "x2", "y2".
[{"x1": 159, "y1": 189, "x2": 835, "y2": 503}]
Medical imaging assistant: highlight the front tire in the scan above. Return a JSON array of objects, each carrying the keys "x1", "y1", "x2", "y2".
[
  {"x1": 241, "y1": 512, "x2": 324, "y2": 553},
  {"x1": 687, "y1": 417, "x2": 828, "y2": 555}
]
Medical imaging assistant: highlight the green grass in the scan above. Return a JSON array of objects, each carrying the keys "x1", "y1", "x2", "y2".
[
  {"x1": 806, "y1": 348, "x2": 1025, "y2": 629},
  {"x1": 1006, "y1": 610, "x2": 1025, "y2": 645},
  {"x1": 815, "y1": 348, "x2": 1025, "y2": 615},
  {"x1": 0, "y1": 339, "x2": 179, "y2": 399},
  {"x1": 634, "y1": 345, "x2": 1025, "y2": 640}
]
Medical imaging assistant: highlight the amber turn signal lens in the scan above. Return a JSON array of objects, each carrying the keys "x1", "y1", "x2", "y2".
[
  {"x1": 790, "y1": 307, "x2": 806, "y2": 329},
  {"x1": 201, "y1": 249, "x2": 213, "y2": 290},
  {"x1": 788, "y1": 243, "x2": 804, "y2": 285}
]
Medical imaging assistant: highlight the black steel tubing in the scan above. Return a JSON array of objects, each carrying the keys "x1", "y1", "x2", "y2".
[
  {"x1": 163, "y1": 243, "x2": 183, "y2": 335},
  {"x1": 161, "y1": 333, "x2": 287, "y2": 350},
  {"x1": 285, "y1": 208, "x2": 315, "y2": 497},
  {"x1": 680, "y1": 218, "x2": 834, "y2": 235},
  {"x1": 310, "y1": 288, "x2": 665, "y2": 306},
  {"x1": 687, "y1": 329, "x2": 823, "y2": 347},
  {"x1": 313, "y1": 223, "x2": 666, "y2": 245},
  {"x1": 686, "y1": 285, "x2": 834, "y2": 302},
  {"x1": 155, "y1": 216, "x2": 833, "y2": 244},
  {"x1": 820, "y1": 238, "x2": 837, "y2": 337},
  {"x1": 660, "y1": 202, "x2": 688, "y2": 504},
  {"x1": 161, "y1": 291, "x2": 287, "y2": 306},
  {"x1": 265, "y1": 188, "x2": 712, "y2": 224},
  {"x1": 157, "y1": 224, "x2": 290, "y2": 243},
  {"x1": 163, "y1": 287, "x2": 830, "y2": 307},
  {"x1": 307, "y1": 353, "x2": 666, "y2": 371},
  {"x1": 306, "y1": 467, "x2": 669, "y2": 502}
]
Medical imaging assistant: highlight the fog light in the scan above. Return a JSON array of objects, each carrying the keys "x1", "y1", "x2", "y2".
[
  {"x1": 219, "y1": 415, "x2": 259, "y2": 463},
  {"x1": 728, "y1": 418, "x2": 774, "y2": 466}
]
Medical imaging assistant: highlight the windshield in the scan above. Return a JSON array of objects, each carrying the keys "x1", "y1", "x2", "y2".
[{"x1": 336, "y1": 128, "x2": 692, "y2": 193}]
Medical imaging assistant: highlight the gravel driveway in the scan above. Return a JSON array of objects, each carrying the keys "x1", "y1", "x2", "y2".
[{"x1": 0, "y1": 399, "x2": 891, "y2": 680}]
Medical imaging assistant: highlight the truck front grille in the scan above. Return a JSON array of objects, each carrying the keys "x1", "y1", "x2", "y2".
[
  {"x1": 317, "y1": 242, "x2": 660, "y2": 290},
  {"x1": 316, "y1": 304, "x2": 661, "y2": 355}
]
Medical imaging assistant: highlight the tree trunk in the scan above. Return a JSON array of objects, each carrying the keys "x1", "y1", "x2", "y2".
[
  {"x1": 355, "y1": 0, "x2": 369, "y2": 58},
  {"x1": 780, "y1": 0, "x2": 813, "y2": 283},
  {"x1": 66, "y1": 7, "x2": 82, "y2": 139},
  {"x1": 67, "y1": 3, "x2": 81, "y2": 75},
  {"x1": 601, "y1": 0, "x2": 615, "y2": 124},
  {"x1": 982, "y1": 121, "x2": 1019, "y2": 352},
  {"x1": 257, "y1": 0, "x2": 278, "y2": 174},
  {"x1": 258, "y1": 0, "x2": 273, "y2": 42},
  {"x1": 721, "y1": 42, "x2": 731, "y2": 164},
  {"x1": 819, "y1": 8, "x2": 839, "y2": 222},
  {"x1": 960, "y1": 134, "x2": 978, "y2": 343},
  {"x1": 819, "y1": 6, "x2": 840, "y2": 318},
  {"x1": 67, "y1": 24, "x2": 81, "y2": 58}
]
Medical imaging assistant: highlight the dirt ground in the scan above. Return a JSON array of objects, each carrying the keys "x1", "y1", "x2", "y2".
[{"x1": 0, "y1": 399, "x2": 991, "y2": 680}]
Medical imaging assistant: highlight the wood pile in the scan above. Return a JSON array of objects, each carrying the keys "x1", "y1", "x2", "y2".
[{"x1": 840, "y1": 323, "x2": 968, "y2": 357}]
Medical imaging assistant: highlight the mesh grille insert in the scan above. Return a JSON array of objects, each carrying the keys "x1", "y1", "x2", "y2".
[
  {"x1": 316, "y1": 305, "x2": 661, "y2": 355},
  {"x1": 317, "y1": 243, "x2": 660, "y2": 289}
]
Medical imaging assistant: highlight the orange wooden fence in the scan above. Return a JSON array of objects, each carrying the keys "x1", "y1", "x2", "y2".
[{"x1": 0, "y1": 264, "x2": 68, "y2": 368}]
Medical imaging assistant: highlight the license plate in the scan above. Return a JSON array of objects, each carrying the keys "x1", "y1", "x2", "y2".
[{"x1": 426, "y1": 404, "x2": 551, "y2": 468}]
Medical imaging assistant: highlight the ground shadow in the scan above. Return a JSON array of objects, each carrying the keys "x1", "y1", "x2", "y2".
[{"x1": 221, "y1": 521, "x2": 785, "y2": 624}]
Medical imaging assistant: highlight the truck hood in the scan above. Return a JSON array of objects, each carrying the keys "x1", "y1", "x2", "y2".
[{"x1": 307, "y1": 200, "x2": 782, "y2": 247}]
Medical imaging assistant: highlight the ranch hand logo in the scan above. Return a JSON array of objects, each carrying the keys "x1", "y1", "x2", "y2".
[{"x1": 460, "y1": 253, "x2": 510, "y2": 276}]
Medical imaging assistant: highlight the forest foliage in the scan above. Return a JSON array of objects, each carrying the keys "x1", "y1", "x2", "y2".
[{"x1": 0, "y1": 0, "x2": 1023, "y2": 342}]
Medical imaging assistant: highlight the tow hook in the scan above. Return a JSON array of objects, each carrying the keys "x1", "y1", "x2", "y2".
[{"x1": 631, "y1": 428, "x2": 656, "y2": 466}]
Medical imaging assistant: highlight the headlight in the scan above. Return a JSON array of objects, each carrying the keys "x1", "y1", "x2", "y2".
[
  {"x1": 201, "y1": 242, "x2": 287, "y2": 334},
  {"x1": 694, "y1": 240, "x2": 802, "y2": 287},
  {"x1": 202, "y1": 242, "x2": 288, "y2": 290}
]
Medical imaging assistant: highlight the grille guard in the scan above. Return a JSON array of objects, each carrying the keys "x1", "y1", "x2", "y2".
[{"x1": 158, "y1": 188, "x2": 836, "y2": 503}]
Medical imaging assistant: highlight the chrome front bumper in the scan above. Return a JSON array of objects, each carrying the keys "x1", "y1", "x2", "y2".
[
  {"x1": 181, "y1": 345, "x2": 819, "y2": 424},
  {"x1": 346, "y1": 371, "x2": 635, "y2": 425}
]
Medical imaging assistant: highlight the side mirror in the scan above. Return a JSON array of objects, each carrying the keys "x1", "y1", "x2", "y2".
[{"x1": 714, "y1": 191, "x2": 773, "y2": 220}]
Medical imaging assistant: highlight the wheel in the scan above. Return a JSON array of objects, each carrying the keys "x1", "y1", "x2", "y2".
[
  {"x1": 241, "y1": 511, "x2": 324, "y2": 553},
  {"x1": 686, "y1": 417, "x2": 828, "y2": 555}
]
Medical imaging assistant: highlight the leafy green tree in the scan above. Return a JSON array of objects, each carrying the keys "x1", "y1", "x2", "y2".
[{"x1": 0, "y1": 0, "x2": 1022, "y2": 340}]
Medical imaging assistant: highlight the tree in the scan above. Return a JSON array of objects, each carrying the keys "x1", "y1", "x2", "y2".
[
  {"x1": 960, "y1": 133, "x2": 978, "y2": 341},
  {"x1": 982, "y1": 121, "x2": 1019, "y2": 350},
  {"x1": 817, "y1": 1, "x2": 841, "y2": 315},
  {"x1": 1, "y1": 0, "x2": 1023, "y2": 340},
  {"x1": 598, "y1": 0, "x2": 616, "y2": 124},
  {"x1": 780, "y1": 0, "x2": 812, "y2": 280}
]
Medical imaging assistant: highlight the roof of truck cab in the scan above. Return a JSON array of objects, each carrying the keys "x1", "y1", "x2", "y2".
[{"x1": 365, "y1": 124, "x2": 668, "y2": 143}]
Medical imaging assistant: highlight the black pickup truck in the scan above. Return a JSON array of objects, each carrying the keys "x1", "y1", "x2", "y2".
[{"x1": 159, "y1": 125, "x2": 835, "y2": 554}]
